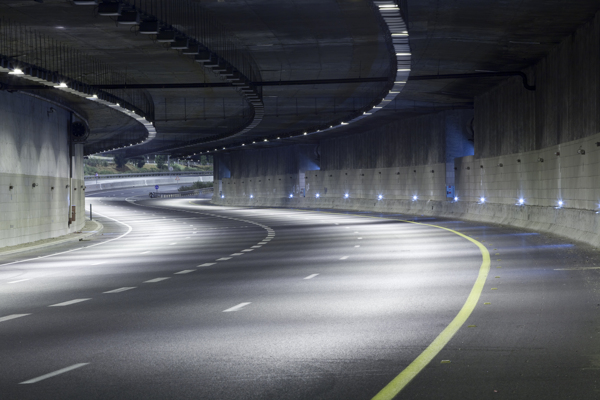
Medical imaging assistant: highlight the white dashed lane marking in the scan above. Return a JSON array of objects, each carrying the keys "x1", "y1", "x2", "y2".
[
  {"x1": 144, "y1": 277, "x2": 170, "y2": 283},
  {"x1": 242, "y1": 249, "x2": 254, "y2": 252},
  {"x1": 0, "y1": 314, "x2": 30, "y2": 323},
  {"x1": 230, "y1": 253, "x2": 244, "y2": 256},
  {"x1": 140, "y1": 251, "x2": 151, "y2": 254},
  {"x1": 340, "y1": 256, "x2": 349, "y2": 260},
  {"x1": 304, "y1": 274, "x2": 319, "y2": 280},
  {"x1": 198, "y1": 263, "x2": 216, "y2": 267},
  {"x1": 175, "y1": 270, "x2": 194, "y2": 275},
  {"x1": 20, "y1": 363, "x2": 89, "y2": 385},
  {"x1": 104, "y1": 287, "x2": 136, "y2": 294},
  {"x1": 49, "y1": 299, "x2": 91, "y2": 307},
  {"x1": 223, "y1": 302, "x2": 251, "y2": 312},
  {"x1": 216, "y1": 257, "x2": 232, "y2": 261},
  {"x1": 8, "y1": 279, "x2": 30, "y2": 284}
]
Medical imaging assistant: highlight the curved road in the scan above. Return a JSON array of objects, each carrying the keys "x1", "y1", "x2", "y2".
[{"x1": 1, "y1": 186, "x2": 599, "y2": 399}]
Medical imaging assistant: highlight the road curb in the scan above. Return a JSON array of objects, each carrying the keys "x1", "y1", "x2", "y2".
[{"x1": 0, "y1": 220, "x2": 104, "y2": 257}]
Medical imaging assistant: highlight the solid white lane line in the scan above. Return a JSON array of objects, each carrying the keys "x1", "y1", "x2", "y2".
[
  {"x1": 104, "y1": 287, "x2": 136, "y2": 294},
  {"x1": 8, "y1": 279, "x2": 30, "y2": 284},
  {"x1": 0, "y1": 209, "x2": 132, "y2": 268},
  {"x1": 198, "y1": 263, "x2": 216, "y2": 267},
  {"x1": 144, "y1": 277, "x2": 170, "y2": 283},
  {"x1": 304, "y1": 274, "x2": 319, "y2": 280},
  {"x1": 140, "y1": 251, "x2": 151, "y2": 254},
  {"x1": 230, "y1": 253, "x2": 244, "y2": 256},
  {"x1": 223, "y1": 302, "x2": 251, "y2": 312},
  {"x1": 91, "y1": 262, "x2": 105, "y2": 266},
  {"x1": 175, "y1": 270, "x2": 194, "y2": 274},
  {"x1": 49, "y1": 299, "x2": 91, "y2": 307},
  {"x1": 242, "y1": 249, "x2": 254, "y2": 252},
  {"x1": 0, "y1": 314, "x2": 31, "y2": 323},
  {"x1": 216, "y1": 257, "x2": 232, "y2": 261},
  {"x1": 20, "y1": 363, "x2": 89, "y2": 384},
  {"x1": 340, "y1": 256, "x2": 349, "y2": 260}
]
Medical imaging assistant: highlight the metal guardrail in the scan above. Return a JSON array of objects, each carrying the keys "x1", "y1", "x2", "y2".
[
  {"x1": 149, "y1": 189, "x2": 201, "y2": 198},
  {"x1": 84, "y1": 171, "x2": 212, "y2": 180}
]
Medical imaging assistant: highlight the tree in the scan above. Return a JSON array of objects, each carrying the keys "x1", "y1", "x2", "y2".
[
  {"x1": 155, "y1": 155, "x2": 167, "y2": 170},
  {"x1": 136, "y1": 159, "x2": 145, "y2": 168},
  {"x1": 114, "y1": 153, "x2": 128, "y2": 168}
]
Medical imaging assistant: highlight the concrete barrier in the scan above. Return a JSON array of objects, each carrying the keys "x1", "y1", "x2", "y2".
[
  {"x1": 85, "y1": 175, "x2": 213, "y2": 193},
  {"x1": 213, "y1": 195, "x2": 600, "y2": 248}
]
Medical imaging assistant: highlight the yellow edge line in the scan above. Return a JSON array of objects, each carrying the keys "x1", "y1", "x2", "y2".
[
  {"x1": 372, "y1": 220, "x2": 490, "y2": 399},
  {"x1": 189, "y1": 205, "x2": 490, "y2": 398}
]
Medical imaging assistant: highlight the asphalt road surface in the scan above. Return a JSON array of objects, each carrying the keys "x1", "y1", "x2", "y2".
[{"x1": 1, "y1": 186, "x2": 600, "y2": 399}]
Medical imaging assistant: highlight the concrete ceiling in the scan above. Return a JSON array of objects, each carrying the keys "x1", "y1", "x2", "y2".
[{"x1": 1, "y1": 0, "x2": 599, "y2": 157}]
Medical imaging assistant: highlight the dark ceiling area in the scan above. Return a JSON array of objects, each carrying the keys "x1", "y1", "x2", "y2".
[{"x1": 1, "y1": 0, "x2": 600, "y2": 158}]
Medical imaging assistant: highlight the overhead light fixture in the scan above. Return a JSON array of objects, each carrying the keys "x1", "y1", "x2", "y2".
[{"x1": 9, "y1": 68, "x2": 24, "y2": 75}]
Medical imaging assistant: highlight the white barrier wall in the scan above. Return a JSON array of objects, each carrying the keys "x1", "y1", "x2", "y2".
[
  {"x1": 218, "y1": 163, "x2": 447, "y2": 204},
  {"x1": 0, "y1": 91, "x2": 85, "y2": 249},
  {"x1": 456, "y1": 132, "x2": 600, "y2": 210}
]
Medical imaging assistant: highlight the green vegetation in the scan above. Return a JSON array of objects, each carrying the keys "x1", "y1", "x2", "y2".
[
  {"x1": 84, "y1": 157, "x2": 211, "y2": 176},
  {"x1": 114, "y1": 153, "x2": 128, "y2": 168},
  {"x1": 155, "y1": 155, "x2": 167, "y2": 170},
  {"x1": 178, "y1": 181, "x2": 213, "y2": 192}
]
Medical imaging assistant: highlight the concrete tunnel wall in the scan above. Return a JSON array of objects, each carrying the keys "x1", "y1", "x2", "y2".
[
  {"x1": 213, "y1": 10, "x2": 600, "y2": 248},
  {"x1": 0, "y1": 90, "x2": 85, "y2": 249}
]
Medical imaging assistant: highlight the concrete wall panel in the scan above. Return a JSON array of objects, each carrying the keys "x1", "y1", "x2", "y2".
[{"x1": 0, "y1": 91, "x2": 84, "y2": 249}]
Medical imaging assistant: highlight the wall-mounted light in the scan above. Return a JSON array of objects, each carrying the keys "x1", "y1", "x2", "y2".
[
  {"x1": 289, "y1": 194, "x2": 293, "y2": 198},
  {"x1": 315, "y1": 193, "x2": 320, "y2": 198},
  {"x1": 479, "y1": 197, "x2": 486, "y2": 204},
  {"x1": 498, "y1": 163, "x2": 503, "y2": 167},
  {"x1": 221, "y1": 194, "x2": 225, "y2": 199},
  {"x1": 66, "y1": 184, "x2": 70, "y2": 188},
  {"x1": 51, "y1": 186, "x2": 54, "y2": 190},
  {"x1": 250, "y1": 194, "x2": 254, "y2": 198},
  {"x1": 518, "y1": 198, "x2": 525, "y2": 205},
  {"x1": 344, "y1": 193, "x2": 349, "y2": 199},
  {"x1": 32, "y1": 183, "x2": 37, "y2": 188},
  {"x1": 555, "y1": 152, "x2": 560, "y2": 156},
  {"x1": 378, "y1": 194, "x2": 383, "y2": 200},
  {"x1": 557, "y1": 200, "x2": 564, "y2": 208},
  {"x1": 9, "y1": 185, "x2": 13, "y2": 190},
  {"x1": 454, "y1": 196, "x2": 459, "y2": 202},
  {"x1": 412, "y1": 195, "x2": 418, "y2": 201},
  {"x1": 538, "y1": 157, "x2": 544, "y2": 162},
  {"x1": 578, "y1": 148, "x2": 586, "y2": 155}
]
